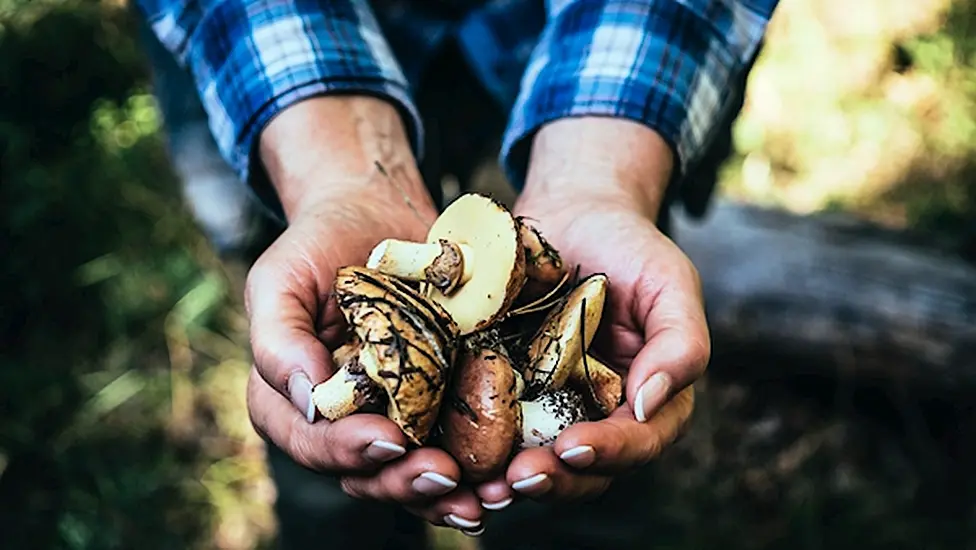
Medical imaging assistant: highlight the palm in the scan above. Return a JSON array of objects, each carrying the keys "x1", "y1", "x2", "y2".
[
  {"x1": 516, "y1": 205, "x2": 678, "y2": 374},
  {"x1": 252, "y1": 196, "x2": 436, "y2": 352}
]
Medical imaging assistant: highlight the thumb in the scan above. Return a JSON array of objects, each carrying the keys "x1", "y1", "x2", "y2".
[
  {"x1": 627, "y1": 284, "x2": 710, "y2": 423},
  {"x1": 245, "y1": 259, "x2": 335, "y2": 424}
]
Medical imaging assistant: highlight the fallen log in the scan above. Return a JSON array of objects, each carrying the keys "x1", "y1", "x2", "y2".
[{"x1": 671, "y1": 200, "x2": 976, "y2": 391}]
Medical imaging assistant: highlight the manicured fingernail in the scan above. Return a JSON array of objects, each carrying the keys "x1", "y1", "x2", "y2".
[
  {"x1": 511, "y1": 473, "x2": 549, "y2": 493},
  {"x1": 412, "y1": 472, "x2": 457, "y2": 496},
  {"x1": 481, "y1": 497, "x2": 513, "y2": 511},
  {"x1": 559, "y1": 445, "x2": 596, "y2": 467},
  {"x1": 462, "y1": 526, "x2": 486, "y2": 537},
  {"x1": 363, "y1": 440, "x2": 406, "y2": 462},
  {"x1": 444, "y1": 514, "x2": 480, "y2": 530},
  {"x1": 287, "y1": 371, "x2": 315, "y2": 423},
  {"x1": 635, "y1": 372, "x2": 672, "y2": 423}
]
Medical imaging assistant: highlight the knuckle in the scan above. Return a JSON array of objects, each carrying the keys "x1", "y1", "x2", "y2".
[
  {"x1": 287, "y1": 420, "x2": 328, "y2": 472},
  {"x1": 680, "y1": 335, "x2": 711, "y2": 378}
]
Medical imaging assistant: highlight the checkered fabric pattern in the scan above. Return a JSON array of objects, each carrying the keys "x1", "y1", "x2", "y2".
[{"x1": 134, "y1": 0, "x2": 778, "y2": 215}]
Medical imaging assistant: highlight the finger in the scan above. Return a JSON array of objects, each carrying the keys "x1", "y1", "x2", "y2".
[
  {"x1": 630, "y1": 264, "x2": 710, "y2": 422},
  {"x1": 505, "y1": 447, "x2": 613, "y2": 503},
  {"x1": 247, "y1": 366, "x2": 408, "y2": 474},
  {"x1": 404, "y1": 490, "x2": 486, "y2": 537},
  {"x1": 245, "y1": 255, "x2": 335, "y2": 422},
  {"x1": 553, "y1": 385, "x2": 696, "y2": 474},
  {"x1": 474, "y1": 476, "x2": 515, "y2": 511},
  {"x1": 338, "y1": 447, "x2": 464, "y2": 506}
]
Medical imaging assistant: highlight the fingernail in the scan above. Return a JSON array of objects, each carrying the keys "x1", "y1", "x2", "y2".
[
  {"x1": 287, "y1": 371, "x2": 316, "y2": 423},
  {"x1": 511, "y1": 473, "x2": 549, "y2": 493},
  {"x1": 481, "y1": 497, "x2": 513, "y2": 511},
  {"x1": 462, "y1": 526, "x2": 486, "y2": 537},
  {"x1": 635, "y1": 372, "x2": 672, "y2": 423},
  {"x1": 444, "y1": 514, "x2": 480, "y2": 530},
  {"x1": 363, "y1": 440, "x2": 406, "y2": 463},
  {"x1": 559, "y1": 445, "x2": 596, "y2": 467},
  {"x1": 412, "y1": 472, "x2": 457, "y2": 496}
]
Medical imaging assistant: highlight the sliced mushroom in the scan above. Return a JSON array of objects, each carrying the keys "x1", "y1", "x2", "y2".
[
  {"x1": 366, "y1": 193, "x2": 527, "y2": 335},
  {"x1": 310, "y1": 266, "x2": 460, "y2": 446},
  {"x1": 439, "y1": 332, "x2": 524, "y2": 482},
  {"x1": 521, "y1": 273, "x2": 623, "y2": 417},
  {"x1": 518, "y1": 388, "x2": 588, "y2": 449}
]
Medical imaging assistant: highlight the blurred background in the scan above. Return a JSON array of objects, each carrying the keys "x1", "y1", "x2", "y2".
[{"x1": 1, "y1": 0, "x2": 974, "y2": 549}]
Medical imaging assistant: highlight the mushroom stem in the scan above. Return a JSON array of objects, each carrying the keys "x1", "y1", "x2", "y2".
[
  {"x1": 518, "y1": 388, "x2": 587, "y2": 449},
  {"x1": 574, "y1": 353, "x2": 624, "y2": 417},
  {"x1": 311, "y1": 345, "x2": 385, "y2": 421},
  {"x1": 367, "y1": 238, "x2": 474, "y2": 294}
]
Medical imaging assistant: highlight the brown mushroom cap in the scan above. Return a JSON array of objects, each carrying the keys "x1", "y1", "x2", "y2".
[
  {"x1": 439, "y1": 334, "x2": 523, "y2": 482},
  {"x1": 575, "y1": 354, "x2": 624, "y2": 417},
  {"x1": 522, "y1": 273, "x2": 608, "y2": 394},
  {"x1": 516, "y1": 218, "x2": 566, "y2": 300},
  {"x1": 520, "y1": 273, "x2": 624, "y2": 417},
  {"x1": 328, "y1": 266, "x2": 460, "y2": 445}
]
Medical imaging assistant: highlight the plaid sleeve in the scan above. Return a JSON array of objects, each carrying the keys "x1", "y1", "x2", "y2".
[
  {"x1": 133, "y1": 0, "x2": 422, "y2": 220},
  {"x1": 500, "y1": 0, "x2": 779, "y2": 190}
]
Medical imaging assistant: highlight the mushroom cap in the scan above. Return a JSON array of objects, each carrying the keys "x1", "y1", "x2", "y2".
[
  {"x1": 333, "y1": 266, "x2": 460, "y2": 445},
  {"x1": 439, "y1": 335, "x2": 523, "y2": 482},
  {"x1": 519, "y1": 388, "x2": 587, "y2": 449},
  {"x1": 522, "y1": 273, "x2": 608, "y2": 397},
  {"x1": 425, "y1": 193, "x2": 527, "y2": 335}
]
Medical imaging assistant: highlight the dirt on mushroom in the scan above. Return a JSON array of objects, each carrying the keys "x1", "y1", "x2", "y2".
[
  {"x1": 311, "y1": 266, "x2": 461, "y2": 446},
  {"x1": 310, "y1": 192, "x2": 628, "y2": 464},
  {"x1": 438, "y1": 330, "x2": 523, "y2": 483}
]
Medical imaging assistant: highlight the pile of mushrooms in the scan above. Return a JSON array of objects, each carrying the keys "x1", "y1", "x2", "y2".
[{"x1": 310, "y1": 193, "x2": 625, "y2": 482}]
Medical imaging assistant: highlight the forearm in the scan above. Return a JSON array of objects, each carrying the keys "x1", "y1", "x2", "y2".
[
  {"x1": 133, "y1": 0, "x2": 423, "y2": 221},
  {"x1": 521, "y1": 118, "x2": 674, "y2": 222},
  {"x1": 259, "y1": 96, "x2": 429, "y2": 222}
]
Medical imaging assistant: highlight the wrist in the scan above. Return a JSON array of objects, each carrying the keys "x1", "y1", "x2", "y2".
[
  {"x1": 520, "y1": 117, "x2": 674, "y2": 221},
  {"x1": 258, "y1": 95, "x2": 433, "y2": 221}
]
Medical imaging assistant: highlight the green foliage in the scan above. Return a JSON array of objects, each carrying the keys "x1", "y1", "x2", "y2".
[{"x1": 0, "y1": 2, "x2": 270, "y2": 548}]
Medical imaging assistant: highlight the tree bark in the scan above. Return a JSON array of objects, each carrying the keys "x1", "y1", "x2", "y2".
[{"x1": 671, "y1": 200, "x2": 976, "y2": 391}]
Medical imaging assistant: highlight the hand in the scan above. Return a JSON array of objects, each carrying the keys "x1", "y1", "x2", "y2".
[
  {"x1": 243, "y1": 97, "x2": 485, "y2": 533},
  {"x1": 475, "y1": 117, "x2": 708, "y2": 506}
]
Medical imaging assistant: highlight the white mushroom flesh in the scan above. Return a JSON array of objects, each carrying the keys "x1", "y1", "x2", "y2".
[
  {"x1": 519, "y1": 388, "x2": 587, "y2": 449},
  {"x1": 425, "y1": 193, "x2": 526, "y2": 335},
  {"x1": 366, "y1": 238, "x2": 474, "y2": 292}
]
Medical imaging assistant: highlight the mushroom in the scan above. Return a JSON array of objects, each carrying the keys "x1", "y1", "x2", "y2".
[
  {"x1": 518, "y1": 388, "x2": 588, "y2": 449},
  {"x1": 515, "y1": 218, "x2": 568, "y2": 301},
  {"x1": 365, "y1": 193, "x2": 527, "y2": 335},
  {"x1": 311, "y1": 338, "x2": 385, "y2": 421},
  {"x1": 438, "y1": 332, "x2": 523, "y2": 482},
  {"x1": 438, "y1": 332, "x2": 589, "y2": 480},
  {"x1": 521, "y1": 273, "x2": 624, "y2": 417},
  {"x1": 310, "y1": 266, "x2": 460, "y2": 446}
]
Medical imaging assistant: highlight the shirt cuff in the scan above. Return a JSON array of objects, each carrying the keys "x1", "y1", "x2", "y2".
[
  {"x1": 499, "y1": 0, "x2": 768, "y2": 192},
  {"x1": 184, "y1": 1, "x2": 424, "y2": 222}
]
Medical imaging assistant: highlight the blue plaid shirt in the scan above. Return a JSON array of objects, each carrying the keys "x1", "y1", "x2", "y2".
[{"x1": 135, "y1": 0, "x2": 778, "y2": 211}]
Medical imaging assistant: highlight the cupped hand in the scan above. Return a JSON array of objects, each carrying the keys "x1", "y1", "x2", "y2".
[
  {"x1": 475, "y1": 185, "x2": 708, "y2": 505},
  {"x1": 243, "y1": 169, "x2": 484, "y2": 532}
]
